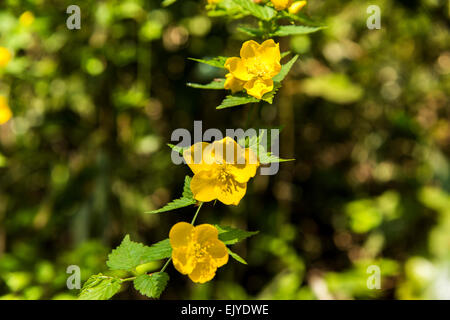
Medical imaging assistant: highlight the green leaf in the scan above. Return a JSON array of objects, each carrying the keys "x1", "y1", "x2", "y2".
[
  {"x1": 141, "y1": 239, "x2": 172, "y2": 261},
  {"x1": 189, "y1": 56, "x2": 228, "y2": 69},
  {"x1": 187, "y1": 78, "x2": 225, "y2": 90},
  {"x1": 167, "y1": 143, "x2": 187, "y2": 156},
  {"x1": 107, "y1": 235, "x2": 172, "y2": 270},
  {"x1": 281, "y1": 51, "x2": 291, "y2": 59},
  {"x1": 232, "y1": 0, "x2": 276, "y2": 21},
  {"x1": 215, "y1": 225, "x2": 259, "y2": 245},
  {"x1": 270, "y1": 25, "x2": 326, "y2": 37},
  {"x1": 228, "y1": 248, "x2": 248, "y2": 265},
  {"x1": 146, "y1": 176, "x2": 196, "y2": 214},
  {"x1": 238, "y1": 130, "x2": 295, "y2": 164},
  {"x1": 273, "y1": 55, "x2": 299, "y2": 82},
  {"x1": 182, "y1": 176, "x2": 194, "y2": 198},
  {"x1": 216, "y1": 93, "x2": 259, "y2": 109},
  {"x1": 79, "y1": 274, "x2": 122, "y2": 300},
  {"x1": 277, "y1": 11, "x2": 324, "y2": 26},
  {"x1": 134, "y1": 272, "x2": 169, "y2": 299},
  {"x1": 147, "y1": 197, "x2": 196, "y2": 214},
  {"x1": 238, "y1": 26, "x2": 264, "y2": 37}
]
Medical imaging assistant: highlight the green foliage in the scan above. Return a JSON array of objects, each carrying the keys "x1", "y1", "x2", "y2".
[
  {"x1": 216, "y1": 93, "x2": 260, "y2": 109},
  {"x1": 216, "y1": 225, "x2": 259, "y2": 245},
  {"x1": 107, "y1": 235, "x2": 171, "y2": 271},
  {"x1": 238, "y1": 130, "x2": 295, "y2": 164},
  {"x1": 231, "y1": 0, "x2": 276, "y2": 21},
  {"x1": 79, "y1": 274, "x2": 122, "y2": 300},
  {"x1": 188, "y1": 57, "x2": 228, "y2": 69},
  {"x1": 273, "y1": 55, "x2": 299, "y2": 82},
  {"x1": 270, "y1": 25, "x2": 326, "y2": 37},
  {"x1": 133, "y1": 272, "x2": 170, "y2": 299},
  {"x1": 228, "y1": 249, "x2": 248, "y2": 265},
  {"x1": 146, "y1": 176, "x2": 196, "y2": 214},
  {"x1": 187, "y1": 79, "x2": 226, "y2": 90}
]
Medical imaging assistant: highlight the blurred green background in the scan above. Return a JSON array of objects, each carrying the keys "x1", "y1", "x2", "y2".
[{"x1": 0, "y1": 0, "x2": 449, "y2": 300}]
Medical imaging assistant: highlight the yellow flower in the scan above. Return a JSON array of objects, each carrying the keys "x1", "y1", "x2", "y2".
[
  {"x1": 207, "y1": 0, "x2": 221, "y2": 4},
  {"x1": 183, "y1": 137, "x2": 259, "y2": 205},
  {"x1": 0, "y1": 47, "x2": 12, "y2": 68},
  {"x1": 225, "y1": 40, "x2": 281, "y2": 99},
  {"x1": 224, "y1": 73, "x2": 245, "y2": 93},
  {"x1": 169, "y1": 222, "x2": 229, "y2": 283},
  {"x1": 288, "y1": 1, "x2": 307, "y2": 14},
  {"x1": 0, "y1": 96, "x2": 12, "y2": 125},
  {"x1": 270, "y1": 0, "x2": 293, "y2": 10},
  {"x1": 19, "y1": 11, "x2": 35, "y2": 27}
]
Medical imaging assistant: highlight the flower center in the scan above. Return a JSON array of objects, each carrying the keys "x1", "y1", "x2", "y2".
[{"x1": 192, "y1": 243, "x2": 207, "y2": 260}]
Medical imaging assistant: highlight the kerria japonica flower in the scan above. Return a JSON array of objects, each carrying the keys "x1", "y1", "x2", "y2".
[
  {"x1": 183, "y1": 137, "x2": 259, "y2": 206},
  {"x1": 224, "y1": 39, "x2": 281, "y2": 99},
  {"x1": 271, "y1": 0, "x2": 307, "y2": 14},
  {"x1": 169, "y1": 222, "x2": 229, "y2": 283}
]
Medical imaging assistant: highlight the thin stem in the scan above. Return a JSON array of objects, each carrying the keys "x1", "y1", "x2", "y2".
[
  {"x1": 160, "y1": 257, "x2": 172, "y2": 273},
  {"x1": 121, "y1": 276, "x2": 136, "y2": 282},
  {"x1": 190, "y1": 202, "x2": 204, "y2": 225}
]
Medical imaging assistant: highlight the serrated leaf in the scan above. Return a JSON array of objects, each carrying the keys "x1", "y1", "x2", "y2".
[
  {"x1": 217, "y1": 93, "x2": 259, "y2": 109},
  {"x1": 141, "y1": 239, "x2": 172, "y2": 261},
  {"x1": 270, "y1": 25, "x2": 325, "y2": 37},
  {"x1": 187, "y1": 79, "x2": 225, "y2": 90},
  {"x1": 78, "y1": 274, "x2": 122, "y2": 300},
  {"x1": 232, "y1": 0, "x2": 276, "y2": 21},
  {"x1": 215, "y1": 225, "x2": 259, "y2": 245},
  {"x1": 146, "y1": 176, "x2": 196, "y2": 214},
  {"x1": 273, "y1": 55, "x2": 299, "y2": 82},
  {"x1": 189, "y1": 56, "x2": 228, "y2": 69},
  {"x1": 134, "y1": 272, "x2": 169, "y2": 299},
  {"x1": 238, "y1": 130, "x2": 294, "y2": 164},
  {"x1": 147, "y1": 197, "x2": 196, "y2": 214},
  {"x1": 228, "y1": 248, "x2": 248, "y2": 265},
  {"x1": 182, "y1": 176, "x2": 194, "y2": 198},
  {"x1": 107, "y1": 235, "x2": 172, "y2": 270}
]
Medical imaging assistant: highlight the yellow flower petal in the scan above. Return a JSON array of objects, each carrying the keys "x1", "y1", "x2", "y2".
[
  {"x1": 270, "y1": 0, "x2": 293, "y2": 10},
  {"x1": 288, "y1": 1, "x2": 307, "y2": 14},
  {"x1": 240, "y1": 40, "x2": 260, "y2": 59},
  {"x1": 169, "y1": 222, "x2": 194, "y2": 249},
  {"x1": 224, "y1": 73, "x2": 245, "y2": 93},
  {"x1": 225, "y1": 57, "x2": 253, "y2": 82},
  {"x1": 188, "y1": 258, "x2": 217, "y2": 283},
  {"x1": 258, "y1": 40, "x2": 281, "y2": 78},
  {"x1": 204, "y1": 239, "x2": 229, "y2": 268},
  {"x1": 217, "y1": 178, "x2": 247, "y2": 206},
  {"x1": 190, "y1": 169, "x2": 220, "y2": 202},
  {"x1": 172, "y1": 248, "x2": 196, "y2": 275},
  {"x1": 183, "y1": 142, "x2": 216, "y2": 174},
  {"x1": 227, "y1": 148, "x2": 259, "y2": 183},
  {"x1": 194, "y1": 224, "x2": 219, "y2": 244},
  {"x1": 244, "y1": 78, "x2": 274, "y2": 99}
]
